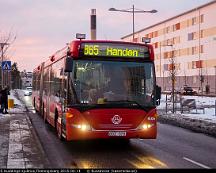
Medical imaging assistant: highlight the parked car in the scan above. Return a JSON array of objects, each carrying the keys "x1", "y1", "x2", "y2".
[
  {"x1": 182, "y1": 85, "x2": 197, "y2": 95},
  {"x1": 24, "y1": 86, "x2": 32, "y2": 96}
]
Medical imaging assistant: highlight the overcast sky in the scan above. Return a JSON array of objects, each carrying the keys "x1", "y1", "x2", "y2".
[{"x1": 0, "y1": 0, "x2": 213, "y2": 72}]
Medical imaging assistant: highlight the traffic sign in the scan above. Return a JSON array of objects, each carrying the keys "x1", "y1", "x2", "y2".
[{"x1": 2, "y1": 61, "x2": 11, "y2": 71}]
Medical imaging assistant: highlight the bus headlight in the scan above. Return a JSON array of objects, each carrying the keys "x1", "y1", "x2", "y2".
[
  {"x1": 72, "y1": 124, "x2": 92, "y2": 131},
  {"x1": 137, "y1": 123, "x2": 154, "y2": 130}
]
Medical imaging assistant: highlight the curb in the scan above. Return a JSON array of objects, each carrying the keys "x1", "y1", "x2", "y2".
[{"x1": 158, "y1": 113, "x2": 216, "y2": 138}]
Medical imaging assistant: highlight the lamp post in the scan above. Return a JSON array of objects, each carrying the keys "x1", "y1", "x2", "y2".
[{"x1": 109, "y1": 5, "x2": 157, "y2": 41}]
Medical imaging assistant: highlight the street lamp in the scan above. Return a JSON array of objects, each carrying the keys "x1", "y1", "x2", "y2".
[{"x1": 109, "y1": 5, "x2": 157, "y2": 41}]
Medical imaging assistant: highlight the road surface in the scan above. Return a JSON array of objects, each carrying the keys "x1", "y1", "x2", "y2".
[{"x1": 21, "y1": 92, "x2": 216, "y2": 169}]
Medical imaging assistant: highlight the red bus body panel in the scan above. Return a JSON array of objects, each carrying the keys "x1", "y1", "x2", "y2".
[{"x1": 65, "y1": 108, "x2": 157, "y2": 140}]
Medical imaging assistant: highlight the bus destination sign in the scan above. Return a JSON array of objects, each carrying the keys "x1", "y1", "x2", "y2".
[{"x1": 80, "y1": 43, "x2": 149, "y2": 58}]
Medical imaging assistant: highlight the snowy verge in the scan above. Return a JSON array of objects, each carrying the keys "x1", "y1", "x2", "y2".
[{"x1": 158, "y1": 110, "x2": 216, "y2": 137}]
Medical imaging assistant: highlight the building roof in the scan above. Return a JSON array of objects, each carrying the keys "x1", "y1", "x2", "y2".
[{"x1": 121, "y1": 0, "x2": 216, "y2": 39}]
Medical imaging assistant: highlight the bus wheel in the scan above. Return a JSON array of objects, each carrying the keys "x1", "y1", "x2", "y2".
[
  {"x1": 43, "y1": 104, "x2": 47, "y2": 124},
  {"x1": 55, "y1": 112, "x2": 64, "y2": 141}
]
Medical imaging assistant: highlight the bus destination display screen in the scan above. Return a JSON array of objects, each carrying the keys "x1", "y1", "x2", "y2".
[{"x1": 80, "y1": 43, "x2": 150, "y2": 59}]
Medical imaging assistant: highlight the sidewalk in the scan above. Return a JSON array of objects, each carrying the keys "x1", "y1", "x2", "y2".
[{"x1": 0, "y1": 90, "x2": 49, "y2": 168}]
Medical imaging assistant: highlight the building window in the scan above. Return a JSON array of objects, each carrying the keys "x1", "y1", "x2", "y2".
[
  {"x1": 165, "y1": 26, "x2": 170, "y2": 33},
  {"x1": 173, "y1": 23, "x2": 180, "y2": 31},
  {"x1": 164, "y1": 52, "x2": 168, "y2": 59},
  {"x1": 188, "y1": 33, "x2": 193, "y2": 40},
  {"x1": 167, "y1": 39, "x2": 173, "y2": 45},
  {"x1": 200, "y1": 30, "x2": 204, "y2": 38},
  {"x1": 188, "y1": 32, "x2": 197, "y2": 41},
  {"x1": 200, "y1": 45, "x2": 204, "y2": 53},
  {"x1": 200, "y1": 14, "x2": 204, "y2": 23},
  {"x1": 154, "y1": 42, "x2": 158, "y2": 49},
  {"x1": 156, "y1": 65, "x2": 160, "y2": 72},
  {"x1": 187, "y1": 19, "x2": 190, "y2": 27},
  {"x1": 164, "y1": 64, "x2": 168, "y2": 71},
  {"x1": 192, "y1": 47, "x2": 196, "y2": 55},
  {"x1": 196, "y1": 60, "x2": 203, "y2": 68},
  {"x1": 149, "y1": 32, "x2": 153, "y2": 38},
  {"x1": 192, "y1": 61, "x2": 196, "y2": 69},
  {"x1": 192, "y1": 17, "x2": 197, "y2": 25},
  {"x1": 193, "y1": 76, "x2": 197, "y2": 84},
  {"x1": 133, "y1": 38, "x2": 138, "y2": 42},
  {"x1": 153, "y1": 31, "x2": 158, "y2": 37}
]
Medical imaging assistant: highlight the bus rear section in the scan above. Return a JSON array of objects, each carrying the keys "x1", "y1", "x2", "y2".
[{"x1": 32, "y1": 64, "x2": 43, "y2": 112}]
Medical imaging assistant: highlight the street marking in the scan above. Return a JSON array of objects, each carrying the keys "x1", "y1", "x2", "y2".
[{"x1": 183, "y1": 157, "x2": 210, "y2": 169}]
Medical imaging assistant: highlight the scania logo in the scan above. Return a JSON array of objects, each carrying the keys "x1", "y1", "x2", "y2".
[{"x1": 111, "y1": 115, "x2": 122, "y2": 125}]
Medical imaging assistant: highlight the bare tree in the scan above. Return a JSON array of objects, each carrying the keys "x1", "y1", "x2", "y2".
[
  {"x1": 168, "y1": 46, "x2": 178, "y2": 113},
  {"x1": 0, "y1": 29, "x2": 17, "y2": 88}
]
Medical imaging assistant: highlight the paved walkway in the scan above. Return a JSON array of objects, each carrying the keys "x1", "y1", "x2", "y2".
[{"x1": 0, "y1": 105, "x2": 49, "y2": 168}]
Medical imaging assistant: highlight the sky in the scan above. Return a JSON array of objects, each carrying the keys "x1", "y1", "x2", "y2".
[{"x1": 0, "y1": 0, "x2": 213, "y2": 72}]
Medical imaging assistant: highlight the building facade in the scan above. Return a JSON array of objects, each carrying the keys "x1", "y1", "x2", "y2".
[
  {"x1": 20, "y1": 71, "x2": 33, "y2": 89},
  {"x1": 122, "y1": 1, "x2": 216, "y2": 94}
]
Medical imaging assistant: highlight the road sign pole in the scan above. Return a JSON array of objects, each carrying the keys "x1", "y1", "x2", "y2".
[
  {"x1": 1, "y1": 45, "x2": 4, "y2": 88},
  {"x1": 1, "y1": 61, "x2": 12, "y2": 87}
]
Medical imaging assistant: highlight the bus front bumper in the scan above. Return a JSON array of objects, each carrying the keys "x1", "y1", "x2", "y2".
[{"x1": 65, "y1": 126, "x2": 157, "y2": 141}]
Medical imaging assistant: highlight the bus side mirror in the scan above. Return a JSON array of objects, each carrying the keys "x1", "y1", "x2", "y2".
[
  {"x1": 65, "y1": 57, "x2": 73, "y2": 72},
  {"x1": 155, "y1": 85, "x2": 161, "y2": 106}
]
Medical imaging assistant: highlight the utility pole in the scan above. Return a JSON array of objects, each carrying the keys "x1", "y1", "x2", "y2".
[{"x1": 0, "y1": 42, "x2": 9, "y2": 89}]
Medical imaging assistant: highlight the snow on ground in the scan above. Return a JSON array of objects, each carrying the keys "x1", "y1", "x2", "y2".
[
  {"x1": 157, "y1": 94, "x2": 216, "y2": 124},
  {"x1": 0, "y1": 90, "x2": 26, "y2": 117}
]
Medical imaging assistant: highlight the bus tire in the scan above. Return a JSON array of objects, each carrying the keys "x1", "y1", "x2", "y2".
[
  {"x1": 43, "y1": 104, "x2": 47, "y2": 124},
  {"x1": 55, "y1": 111, "x2": 64, "y2": 141}
]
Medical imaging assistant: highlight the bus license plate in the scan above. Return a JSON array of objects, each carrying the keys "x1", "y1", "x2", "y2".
[{"x1": 108, "y1": 131, "x2": 126, "y2": 137}]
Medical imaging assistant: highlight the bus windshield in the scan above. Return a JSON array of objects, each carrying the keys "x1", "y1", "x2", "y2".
[{"x1": 69, "y1": 60, "x2": 156, "y2": 108}]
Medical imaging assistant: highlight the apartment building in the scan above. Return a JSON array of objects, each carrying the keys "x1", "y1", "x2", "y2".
[{"x1": 121, "y1": 1, "x2": 216, "y2": 93}]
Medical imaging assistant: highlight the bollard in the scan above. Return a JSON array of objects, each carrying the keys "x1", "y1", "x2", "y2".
[{"x1": 8, "y1": 99, "x2": 14, "y2": 109}]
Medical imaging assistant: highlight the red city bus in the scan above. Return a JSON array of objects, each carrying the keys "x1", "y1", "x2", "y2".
[{"x1": 32, "y1": 39, "x2": 161, "y2": 141}]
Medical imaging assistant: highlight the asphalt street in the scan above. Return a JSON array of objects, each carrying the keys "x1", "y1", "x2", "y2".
[{"x1": 20, "y1": 90, "x2": 216, "y2": 169}]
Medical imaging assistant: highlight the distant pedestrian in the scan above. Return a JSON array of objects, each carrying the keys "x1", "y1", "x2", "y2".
[{"x1": 1, "y1": 86, "x2": 10, "y2": 114}]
